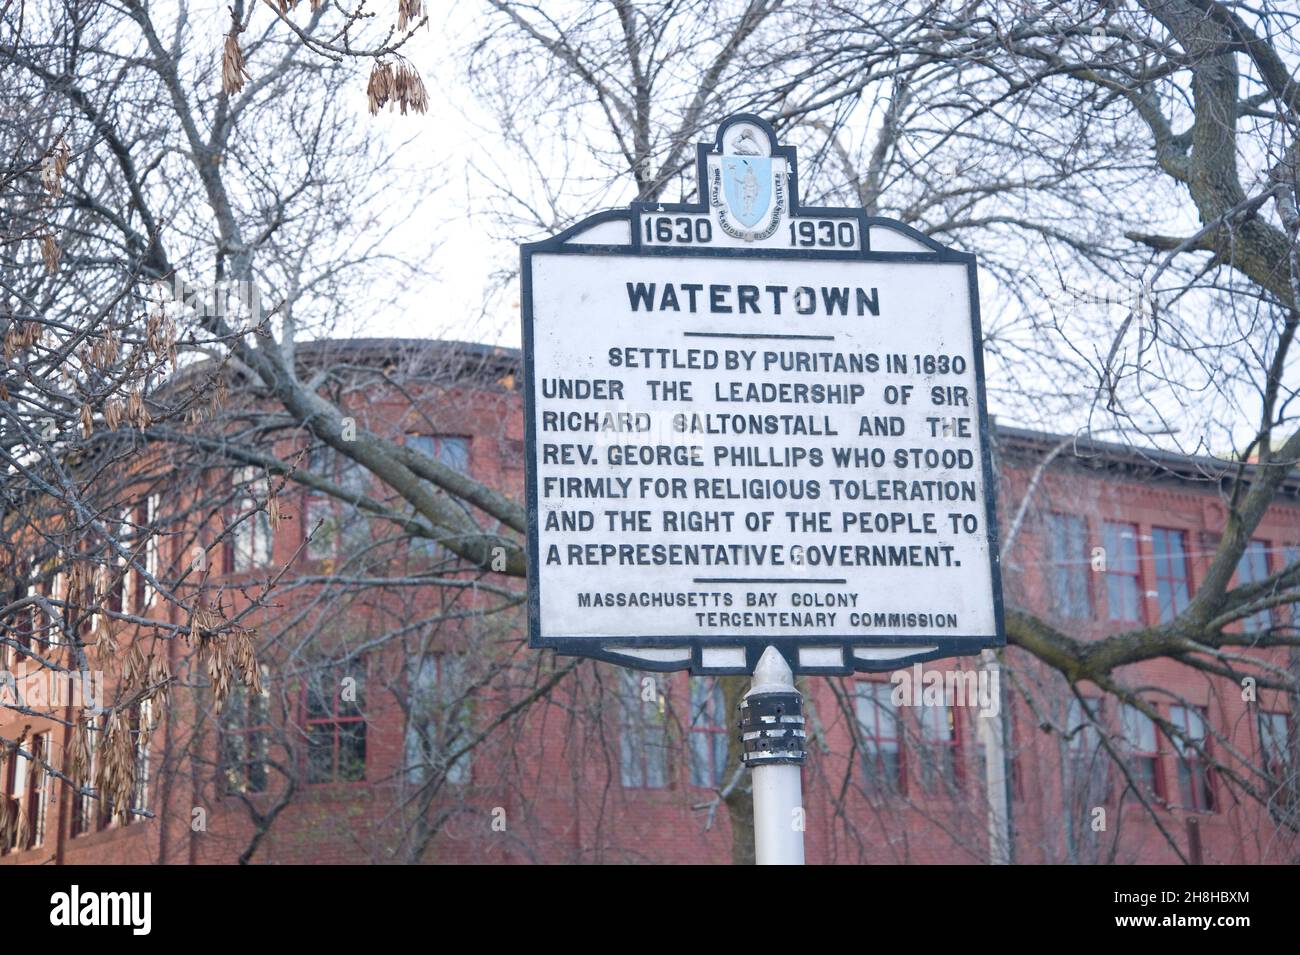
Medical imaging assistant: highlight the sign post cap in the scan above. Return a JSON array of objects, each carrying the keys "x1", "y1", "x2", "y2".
[{"x1": 746, "y1": 645, "x2": 795, "y2": 698}]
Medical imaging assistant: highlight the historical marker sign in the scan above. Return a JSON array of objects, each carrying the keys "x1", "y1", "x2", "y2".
[{"x1": 521, "y1": 115, "x2": 1004, "y2": 675}]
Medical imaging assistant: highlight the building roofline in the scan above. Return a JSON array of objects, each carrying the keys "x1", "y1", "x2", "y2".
[
  {"x1": 993, "y1": 422, "x2": 1300, "y2": 499},
  {"x1": 161, "y1": 335, "x2": 1296, "y2": 498}
]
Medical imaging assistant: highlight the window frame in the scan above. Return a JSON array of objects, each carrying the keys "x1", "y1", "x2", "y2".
[
  {"x1": 405, "y1": 434, "x2": 472, "y2": 558},
  {"x1": 916, "y1": 696, "x2": 962, "y2": 794},
  {"x1": 1045, "y1": 512, "x2": 1092, "y2": 620},
  {"x1": 1065, "y1": 696, "x2": 1110, "y2": 799},
  {"x1": 1120, "y1": 703, "x2": 1165, "y2": 801},
  {"x1": 228, "y1": 467, "x2": 274, "y2": 573},
  {"x1": 616, "y1": 670, "x2": 670, "y2": 790},
  {"x1": 1258, "y1": 710, "x2": 1291, "y2": 781},
  {"x1": 1102, "y1": 521, "x2": 1144, "y2": 623},
  {"x1": 687, "y1": 678, "x2": 729, "y2": 789},
  {"x1": 302, "y1": 446, "x2": 371, "y2": 562},
  {"x1": 1, "y1": 745, "x2": 20, "y2": 853},
  {"x1": 1150, "y1": 527, "x2": 1193, "y2": 623},
  {"x1": 26, "y1": 732, "x2": 50, "y2": 847},
  {"x1": 70, "y1": 717, "x2": 101, "y2": 837},
  {"x1": 854, "y1": 680, "x2": 905, "y2": 794},
  {"x1": 1234, "y1": 538, "x2": 1273, "y2": 633},
  {"x1": 1169, "y1": 704, "x2": 1216, "y2": 812},
  {"x1": 404, "y1": 653, "x2": 473, "y2": 787},
  {"x1": 301, "y1": 662, "x2": 369, "y2": 785},
  {"x1": 220, "y1": 676, "x2": 272, "y2": 796}
]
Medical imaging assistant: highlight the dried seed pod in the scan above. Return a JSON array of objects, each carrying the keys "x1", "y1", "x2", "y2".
[
  {"x1": 103, "y1": 397, "x2": 124, "y2": 430},
  {"x1": 207, "y1": 637, "x2": 231, "y2": 711},
  {"x1": 14, "y1": 792, "x2": 30, "y2": 849},
  {"x1": 66, "y1": 719, "x2": 92, "y2": 788},
  {"x1": 367, "y1": 61, "x2": 394, "y2": 115},
  {"x1": 95, "y1": 615, "x2": 119, "y2": 658},
  {"x1": 221, "y1": 18, "x2": 250, "y2": 95},
  {"x1": 397, "y1": 0, "x2": 423, "y2": 31},
  {"x1": 96, "y1": 712, "x2": 135, "y2": 827},
  {"x1": 123, "y1": 642, "x2": 148, "y2": 690},
  {"x1": 147, "y1": 655, "x2": 172, "y2": 716},
  {"x1": 39, "y1": 233, "x2": 60, "y2": 273},
  {"x1": 0, "y1": 792, "x2": 14, "y2": 848},
  {"x1": 40, "y1": 137, "x2": 71, "y2": 197},
  {"x1": 126, "y1": 389, "x2": 150, "y2": 429}
]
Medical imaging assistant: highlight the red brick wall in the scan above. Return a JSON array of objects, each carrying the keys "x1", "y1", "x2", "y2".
[{"x1": 3, "y1": 366, "x2": 1296, "y2": 865}]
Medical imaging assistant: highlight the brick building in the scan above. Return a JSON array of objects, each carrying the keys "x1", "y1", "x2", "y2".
[{"x1": 1, "y1": 338, "x2": 1296, "y2": 864}]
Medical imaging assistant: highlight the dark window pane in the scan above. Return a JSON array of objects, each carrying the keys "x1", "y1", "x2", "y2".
[
  {"x1": 1103, "y1": 522, "x2": 1141, "y2": 621},
  {"x1": 307, "y1": 725, "x2": 336, "y2": 784},
  {"x1": 618, "y1": 670, "x2": 668, "y2": 789},
  {"x1": 688, "y1": 679, "x2": 726, "y2": 788},
  {"x1": 336, "y1": 722, "x2": 367, "y2": 782},
  {"x1": 305, "y1": 672, "x2": 332, "y2": 719},
  {"x1": 1152, "y1": 529, "x2": 1191, "y2": 623},
  {"x1": 247, "y1": 732, "x2": 268, "y2": 793},
  {"x1": 1047, "y1": 514, "x2": 1090, "y2": 619},
  {"x1": 438, "y1": 437, "x2": 470, "y2": 472},
  {"x1": 339, "y1": 672, "x2": 365, "y2": 717},
  {"x1": 856, "y1": 682, "x2": 901, "y2": 792},
  {"x1": 1236, "y1": 540, "x2": 1272, "y2": 633}
]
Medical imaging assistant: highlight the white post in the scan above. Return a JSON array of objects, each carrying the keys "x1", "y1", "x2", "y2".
[
  {"x1": 740, "y1": 646, "x2": 806, "y2": 865},
  {"x1": 978, "y1": 648, "x2": 1011, "y2": 864}
]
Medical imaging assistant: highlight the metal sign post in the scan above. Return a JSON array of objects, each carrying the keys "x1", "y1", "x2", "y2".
[
  {"x1": 740, "y1": 646, "x2": 807, "y2": 864},
  {"x1": 519, "y1": 113, "x2": 1005, "y2": 864}
]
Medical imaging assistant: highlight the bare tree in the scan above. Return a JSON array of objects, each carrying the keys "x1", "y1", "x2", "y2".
[{"x1": 459, "y1": 0, "x2": 1300, "y2": 862}]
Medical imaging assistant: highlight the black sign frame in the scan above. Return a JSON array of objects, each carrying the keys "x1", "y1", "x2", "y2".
[{"x1": 520, "y1": 114, "x2": 1006, "y2": 675}]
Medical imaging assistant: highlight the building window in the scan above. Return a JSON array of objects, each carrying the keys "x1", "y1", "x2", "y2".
[
  {"x1": 138, "y1": 494, "x2": 161, "y2": 611},
  {"x1": 617, "y1": 670, "x2": 668, "y2": 789},
  {"x1": 1151, "y1": 527, "x2": 1192, "y2": 623},
  {"x1": 221, "y1": 679, "x2": 271, "y2": 795},
  {"x1": 3, "y1": 576, "x2": 34, "y2": 671},
  {"x1": 1169, "y1": 705, "x2": 1214, "y2": 811},
  {"x1": 1046, "y1": 513, "x2": 1090, "y2": 619},
  {"x1": 230, "y1": 467, "x2": 273, "y2": 572},
  {"x1": 2, "y1": 751, "x2": 14, "y2": 852},
  {"x1": 918, "y1": 700, "x2": 959, "y2": 792},
  {"x1": 408, "y1": 434, "x2": 470, "y2": 473},
  {"x1": 108, "y1": 510, "x2": 130, "y2": 615},
  {"x1": 70, "y1": 718, "x2": 100, "y2": 836},
  {"x1": 128, "y1": 700, "x2": 152, "y2": 820},
  {"x1": 688, "y1": 678, "x2": 728, "y2": 788},
  {"x1": 1120, "y1": 704, "x2": 1163, "y2": 799},
  {"x1": 27, "y1": 733, "x2": 49, "y2": 847},
  {"x1": 304, "y1": 447, "x2": 370, "y2": 561},
  {"x1": 304, "y1": 663, "x2": 367, "y2": 783},
  {"x1": 855, "y1": 681, "x2": 903, "y2": 792},
  {"x1": 4, "y1": 734, "x2": 55, "y2": 851},
  {"x1": 1065, "y1": 697, "x2": 1108, "y2": 798},
  {"x1": 406, "y1": 435, "x2": 471, "y2": 557},
  {"x1": 2, "y1": 743, "x2": 27, "y2": 852},
  {"x1": 405, "y1": 654, "x2": 472, "y2": 786},
  {"x1": 1259, "y1": 711, "x2": 1291, "y2": 781},
  {"x1": 91, "y1": 705, "x2": 151, "y2": 827},
  {"x1": 1235, "y1": 539, "x2": 1272, "y2": 633},
  {"x1": 1102, "y1": 522, "x2": 1143, "y2": 622}
]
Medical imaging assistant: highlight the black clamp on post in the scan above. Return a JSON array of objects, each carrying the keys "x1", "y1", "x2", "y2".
[{"x1": 739, "y1": 691, "x2": 807, "y2": 767}]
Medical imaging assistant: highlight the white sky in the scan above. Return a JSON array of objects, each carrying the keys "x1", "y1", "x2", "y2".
[
  {"x1": 342, "y1": 2, "x2": 529, "y2": 349},
  {"x1": 300, "y1": 3, "x2": 1292, "y2": 457}
]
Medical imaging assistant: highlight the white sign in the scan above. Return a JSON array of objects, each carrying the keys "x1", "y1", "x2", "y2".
[{"x1": 522, "y1": 115, "x2": 1004, "y2": 674}]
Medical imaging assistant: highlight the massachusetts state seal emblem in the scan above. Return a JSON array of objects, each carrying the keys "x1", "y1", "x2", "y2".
[{"x1": 709, "y1": 121, "x2": 785, "y2": 240}]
